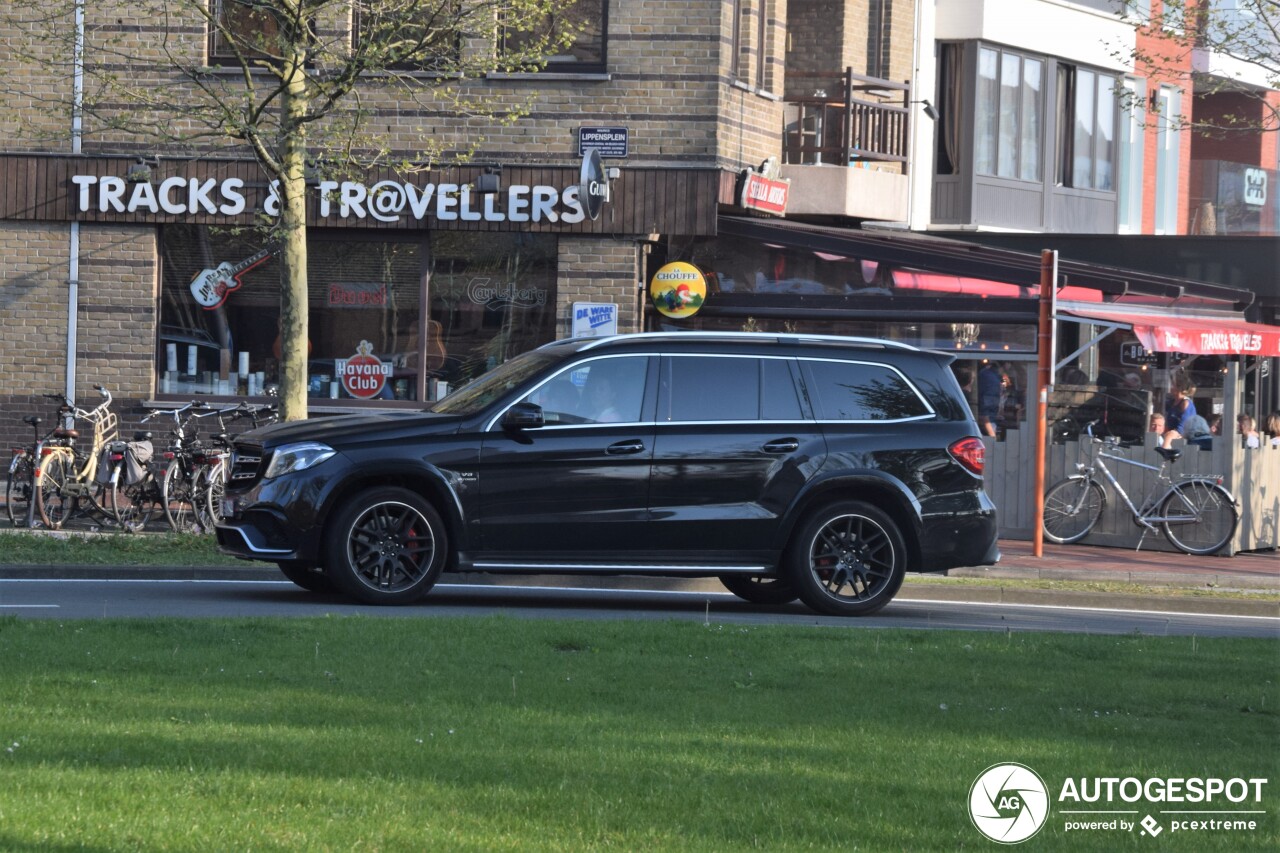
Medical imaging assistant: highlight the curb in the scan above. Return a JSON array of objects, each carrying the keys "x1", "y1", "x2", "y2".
[
  {"x1": 3, "y1": 564, "x2": 1276, "y2": 619},
  {"x1": 947, "y1": 565, "x2": 1280, "y2": 591}
]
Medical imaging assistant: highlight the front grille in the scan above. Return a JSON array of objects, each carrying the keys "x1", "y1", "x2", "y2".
[{"x1": 230, "y1": 442, "x2": 265, "y2": 482}]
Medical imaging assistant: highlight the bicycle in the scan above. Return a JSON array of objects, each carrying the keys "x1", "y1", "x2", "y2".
[
  {"x1": 33, "y1": 386, "x2": 119, "y2": 530},
  {"x1": 109, "y1": 401, "x2": 220, "y2": 534},
  {"x1": 1042, "y1": 421, "x2": 1239, "y2": 555},
  {"x1": 140, "y1": 401, "x2": 212, "y2": 534},
  {"x1": 6, "y1": 414, "x2": 52, "y2": 528},
  {"x1": 194, "y1": 402, "x2": 278, "y2": 529}
]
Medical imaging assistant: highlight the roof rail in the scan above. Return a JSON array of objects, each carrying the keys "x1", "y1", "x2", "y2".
[{"x1": 575, "y1": 331, "x2": 920, "y2": 351}]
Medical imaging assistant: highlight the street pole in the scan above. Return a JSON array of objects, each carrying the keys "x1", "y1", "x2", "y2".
[{"x1": 1033, "y1": 250, "x2": 1057, "y2": 557}]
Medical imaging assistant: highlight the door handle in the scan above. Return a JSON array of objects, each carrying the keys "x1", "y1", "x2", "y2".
[
  {"x1": 762, "y1": 438, "x2": 800, "y2": 453},
  {"x1": 606, "y1": 440, "x2": 646, "y2": 455}
]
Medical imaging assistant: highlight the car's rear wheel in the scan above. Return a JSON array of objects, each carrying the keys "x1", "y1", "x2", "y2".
[
  {"x1": 786, "y1": 500, "x2": 906, "y2": 616},
  {"x1": 718, "y1": 575, "x2": 798, "y2": 605},
  {"x1": 277, "y1": 560, "x2": 336, "y2": 594},
  {"x1": 325, "y1": 487, "x2": 447, "y2": 605}
]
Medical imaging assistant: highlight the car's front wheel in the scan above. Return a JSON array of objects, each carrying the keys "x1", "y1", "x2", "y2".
[
  {"x1": 325, "y1": 487, "x2": 447, "y2": 605},
  {"x1": 786, "y1": 500, "x2": 906, "y2": 616}
]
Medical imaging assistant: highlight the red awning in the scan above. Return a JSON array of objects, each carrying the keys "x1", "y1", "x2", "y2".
[{"x1": 1062, "y1": 307, "x2": 1280, "y2": 356}]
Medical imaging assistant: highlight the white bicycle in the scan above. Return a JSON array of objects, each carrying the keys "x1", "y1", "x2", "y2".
[{"x1": 1042, "y1": 421, "x2": 1239, "y2": 555}]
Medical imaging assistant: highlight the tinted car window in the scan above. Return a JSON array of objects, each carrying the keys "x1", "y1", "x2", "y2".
[
  {"x1": 803, "y1": 359, "x2": 931, "y2": 421},
  {"x1": 521, "y1": 368, "x2": 586, "y2": 424},
  {"x1": 762, "y1": 358, "x2": 804, "y2": 420},
  {"x1": 432, "y1": 350, "x2": 559, "y2": 416},
  {"x1": 666, "y1": 356, "x2": 759, "y2": 421},
  {"x1": 576, "y1": 356, "x2": 648, "y2": 424}
]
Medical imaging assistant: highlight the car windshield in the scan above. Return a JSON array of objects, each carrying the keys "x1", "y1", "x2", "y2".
[{"x1": 429, "y1": 350, "x2": 561, "y2": 417}]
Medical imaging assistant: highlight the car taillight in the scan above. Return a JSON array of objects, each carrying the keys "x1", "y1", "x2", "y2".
[{"x1": 949, "y1": 436, "x2": 985, "y2": 477}]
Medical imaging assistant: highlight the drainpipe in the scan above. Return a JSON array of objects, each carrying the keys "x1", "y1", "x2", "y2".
[{"x1": 65, "y1": 0, "x2": 84, "y2": 407}]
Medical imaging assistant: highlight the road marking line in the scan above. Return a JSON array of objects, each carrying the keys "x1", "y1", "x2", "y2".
[{"x1": 1, "y1": 580, "x2": 1275, "y2": 622}]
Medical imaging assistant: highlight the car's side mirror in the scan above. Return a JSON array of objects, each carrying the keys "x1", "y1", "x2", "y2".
[{"x1": 502, "y1": 402, "x2": 545, "y2": 431}]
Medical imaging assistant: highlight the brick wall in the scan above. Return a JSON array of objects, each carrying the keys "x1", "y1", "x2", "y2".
[
  {"x1": 4, "y1": 1, "x2": 736, "y2": 169},
  {"x1": 0, "y1": 223, "x2": 157, "y2": 451},
  {"x1": 1192, "y1": 91, "x2": 1271, "y2": 165},
  {"x1": 0, "y1": 223, "x2": 72, "y2": 449},
  {"x1": 556, "y1": 237, "x2": 642, "y2": 335}
]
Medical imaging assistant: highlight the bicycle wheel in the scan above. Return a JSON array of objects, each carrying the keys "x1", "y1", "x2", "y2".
[
  {"x1": 36, "y1": 453, "x2": 71, "y2": 530},
  {"x1": 198, "y1": 460, "x2": 227, "y2": 530},
  {"x1": 162, "y1": 461, "x2": 201, "y2": 534},
  {"x1": 1042, "y1": 476, "x2": 1106, "y2": 544},
  {"x1": 1160, "y1": 480, "x2": 1239, "y2": 556},
  {"x1": 6, "y1": 453, "x2": 34, "y2": 527},
  {"x1": 112, "y1": 471, "x2": 163, "y2": 533}
]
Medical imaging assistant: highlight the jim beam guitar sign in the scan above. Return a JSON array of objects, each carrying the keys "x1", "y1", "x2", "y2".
[{"x1": 190, "y1": 246, "x2": 276, "y2": 310}]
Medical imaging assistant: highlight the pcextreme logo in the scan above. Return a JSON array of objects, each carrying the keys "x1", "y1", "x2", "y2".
[
  {"x1": 968, "y1": 763, "x2": 1269, "y2": 844},
  {"x1": 969, "y1": 763, "x2": 1050, "y2": 844}
]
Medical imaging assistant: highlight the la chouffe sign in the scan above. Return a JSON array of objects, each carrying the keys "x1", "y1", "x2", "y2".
[{"x1": 66, "y1": 152, "x2": 613, "y2": 226}]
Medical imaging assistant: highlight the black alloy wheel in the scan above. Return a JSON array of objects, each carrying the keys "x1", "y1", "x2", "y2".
[
  {"x1": 325, "y1": 487, "x2": 447, "y2": 605},
  {"x1": 787, "y1": 500, "x2": 906, "y2": 616}
]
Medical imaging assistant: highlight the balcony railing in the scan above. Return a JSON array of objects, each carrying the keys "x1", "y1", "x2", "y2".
[{"x1": 783, "y1": 70, "x2": 911, "y2": 170}]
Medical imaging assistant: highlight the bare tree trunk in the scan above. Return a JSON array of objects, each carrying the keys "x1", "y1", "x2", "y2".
[{"x1": 278, "y1": 51, "x2": 310, "y2": 422}]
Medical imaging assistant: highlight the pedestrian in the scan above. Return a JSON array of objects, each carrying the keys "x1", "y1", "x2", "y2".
[
  {"x1": 1162, "y1": 379, "x2": 1205, "y2": 449},
  {"x1": 1268, "y1": 412, "x2": 1280, "y2": 447},
  {"x1": 1237, "y1": 414, "x2": 1260, "y2": 449},
  {"x1": 977, "y1": 362, "x2": 1004, "y2": 437}
]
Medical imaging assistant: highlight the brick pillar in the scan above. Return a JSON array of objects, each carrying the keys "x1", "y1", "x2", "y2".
[{"x1": 556, "y1": 236, "x2": 642, "y2": 336}]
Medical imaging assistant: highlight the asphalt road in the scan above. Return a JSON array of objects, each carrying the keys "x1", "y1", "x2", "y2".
[{"x1": 2, "y1": 578, "x2": 1277, "y2": 638}]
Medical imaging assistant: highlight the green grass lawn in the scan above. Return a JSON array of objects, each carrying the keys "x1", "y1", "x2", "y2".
[
  {"x1": 0, "y1": 616, "x2": 1275, "y2": 851},
  {"x1": 0, "y1": 530, "x2": 243, "y2": 567}
]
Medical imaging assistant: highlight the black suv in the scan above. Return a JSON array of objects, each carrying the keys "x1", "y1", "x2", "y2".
[{"x1": 216, "y1": 333, "x2": 998, "y2": 616}]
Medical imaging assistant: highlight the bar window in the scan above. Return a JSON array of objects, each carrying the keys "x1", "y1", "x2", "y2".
[
  {"x1": 209, "y1": 0, "x2": 283, "y2": 62},
  {"x1": 1056, "y1": 65, "x2": 1118, "y2": 191},
  {"x1": 353, "y1": 0, "x2": 463, "y2": 71},
  {"x1": 501, "y1": 0, "x2": 606, "y2": 73},
  {"x1": 975, "y1": 46, "x2": 1043, "y2": 182}
]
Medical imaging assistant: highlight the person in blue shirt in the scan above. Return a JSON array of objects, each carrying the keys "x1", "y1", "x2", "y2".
[
  {"x1": 977, "y1": 362, "x2": 1005, "y2": 437},
  {"x1": 1162, "y1": 381, "x2": 1201, "y2": 448}
]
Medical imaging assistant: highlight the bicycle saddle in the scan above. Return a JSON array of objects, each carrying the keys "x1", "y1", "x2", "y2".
[
  {"x1": 1154, "y1": 447, "x2": 1182, "y2": 462},
  {"x1": 133, "y1": 431, "x2": 153, "y2": 442},
  {"x1": 23, "y1": 415, "x2": 40, "y2": 426},
  {"x1": 53, "y1": 428, "x2": 79, "y2": 440}
]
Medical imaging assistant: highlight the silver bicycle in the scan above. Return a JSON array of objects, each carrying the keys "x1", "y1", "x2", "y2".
[{"x1": 1042, "y1": 421, "x2": 1239, "y2": 555}]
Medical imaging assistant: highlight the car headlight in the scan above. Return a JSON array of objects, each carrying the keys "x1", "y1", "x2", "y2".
[{"x1": 263, "y1": 442, "x2": 336, "y2": 480}]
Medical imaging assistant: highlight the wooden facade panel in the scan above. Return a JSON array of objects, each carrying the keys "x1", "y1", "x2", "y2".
[
  {"x1": 0, "y1": 155, "x2": 720, "y2": 237},
  {"x1": 931, "y1": 178, "x2": 962, "y2": 224},
  {"x1": 974, "y1": 180, "x2": 1045, "y2": 230}
]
